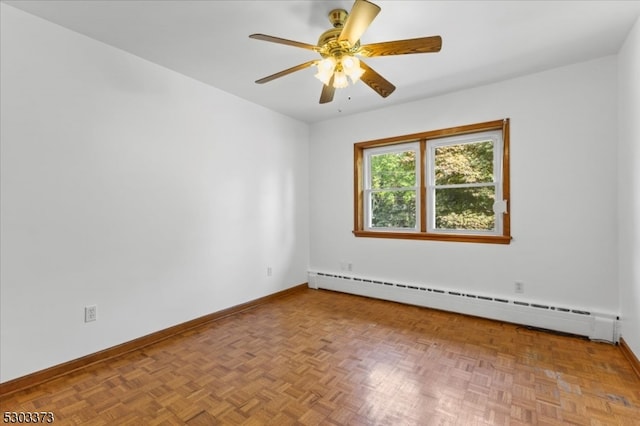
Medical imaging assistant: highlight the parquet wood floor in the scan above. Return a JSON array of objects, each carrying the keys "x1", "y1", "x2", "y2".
[{"x1": 1, "y1": 288, "x2": 639, "y2": 425}]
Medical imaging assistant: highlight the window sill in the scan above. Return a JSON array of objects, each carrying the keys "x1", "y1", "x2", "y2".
[{"x1": 352, "y1": 230, "x2": 512, "y2": 244}]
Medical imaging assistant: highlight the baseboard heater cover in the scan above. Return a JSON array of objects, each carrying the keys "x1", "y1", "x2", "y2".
[{"x1": 307, "y1": 271, "x2": 618, "y2": 343}]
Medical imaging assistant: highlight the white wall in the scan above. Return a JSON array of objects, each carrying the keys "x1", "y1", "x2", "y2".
[
  {"x1": 310, "y1": 56, "x2": 619, "y2": 316},
  {"x1": 0, "y1": 4, "x2": 309, "y2": 382},
  {"x1": 618, "y1": 17, "x2": 640, "y2": 356}
]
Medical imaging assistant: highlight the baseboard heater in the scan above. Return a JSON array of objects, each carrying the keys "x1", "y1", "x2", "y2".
[{"x1": 308, "y1": 271, "x2": 618, "y2": 343}]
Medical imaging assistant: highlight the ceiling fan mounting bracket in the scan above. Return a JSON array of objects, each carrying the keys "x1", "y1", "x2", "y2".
[{"x1": 328, "y1": 9, "x2": 348, "y2": 28}]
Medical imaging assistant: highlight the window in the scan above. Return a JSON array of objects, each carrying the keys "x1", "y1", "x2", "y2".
[{"x1": 354, "y1": 119, "x2": 511, "y2": 244}]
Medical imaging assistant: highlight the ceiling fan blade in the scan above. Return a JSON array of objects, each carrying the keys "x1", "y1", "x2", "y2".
[
  {"x1": 359, "y1": 60, "x2": 395, "y2": 98},
  {"x1": 249, "y1": 34, "x2": 318, "y2": 51},
  {"x1": 255, "y1": 60, "x2": 317, "y2": 84},
  {"x1": 319, "y1": 76, "x2": 336, "y2": 104},
  {"x1": 359, "y1": 36, "x2": 442, "y2": 57},
  {"x1": 338, "y1": 0, "x2": 381, "y2": 46}
]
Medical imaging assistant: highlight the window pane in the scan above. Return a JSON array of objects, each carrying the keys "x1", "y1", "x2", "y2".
[
  {"x1": 435, "y1": 141, "x2": 493, "y2": 185},
  {"x1": 435, "y1": 186, "x2": 495, "y2": 231},
  {"x1": 370, "y1": 150, "x2": 416, "y2": 189},
  {"x1": 371, "y1": 190, "x2": 416, "y2": 228}
]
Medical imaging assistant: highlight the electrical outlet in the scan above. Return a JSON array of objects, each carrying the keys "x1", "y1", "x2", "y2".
[
  {"x1": 85, "y1": 305, "x2": 97, "y2": 323},
  {"x1": 267, "y1": 266, "x2": 272, "y2": 277},
  {"x1": 514, "y1": 282, "x2": 524, "y2": 294},
  {"x1": 341, "y1": 261, "x2": 353, "y2": 272}
]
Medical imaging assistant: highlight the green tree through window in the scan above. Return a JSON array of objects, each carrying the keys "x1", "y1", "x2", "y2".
[
  {"x1": 369, "y1": 149, "x2": 417, "y2": 228},
  {"x1": 433, "y1": 141, "x2": 495, "y2": 231}
]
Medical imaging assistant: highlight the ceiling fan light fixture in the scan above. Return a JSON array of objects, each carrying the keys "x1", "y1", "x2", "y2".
[
  {"x1": 341, "y1": 55, "x2": 358, "y2": 71},
  {"x1": 341, "y1": 55, "x2": 365, "y2": 83},
  {"x1": 332, "y1": 70, "x2": 349, "y2": 88},
  {"x1": 348, "y1": 68, "x2": 365, "y2": 83},
  {"x1": 318, "y1": 57, "x2": 336, "y2": 71},
  {"x1": 314, "y1": 69, "x2": 332, "y2": 85},
  {"x1": 314, "y1": 57, "x2": 337, "y2": 85}
]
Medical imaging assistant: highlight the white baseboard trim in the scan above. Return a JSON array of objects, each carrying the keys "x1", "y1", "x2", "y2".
[{"x1": 308, "y1": 271, "x2": 618, "y2": 343}]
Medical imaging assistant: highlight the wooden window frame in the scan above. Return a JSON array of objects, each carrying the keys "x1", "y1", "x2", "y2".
[{"x1": 353, "y1": 119, "x2": 511, "y2": 244}]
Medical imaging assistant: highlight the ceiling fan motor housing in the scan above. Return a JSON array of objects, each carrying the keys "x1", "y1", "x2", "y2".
[{"x1": 318, "y1": 10, "x2": 360, "y2": 60}]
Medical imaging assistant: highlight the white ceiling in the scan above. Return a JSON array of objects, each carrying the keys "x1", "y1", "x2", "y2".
[{"x1": 4, "y1": 1, "x2": 640, "y2": 123}]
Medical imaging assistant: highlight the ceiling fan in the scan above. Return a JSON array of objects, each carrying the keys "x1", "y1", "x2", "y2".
[{"x1": 249, "y1": 0, "x2": 442, "y2": 104}]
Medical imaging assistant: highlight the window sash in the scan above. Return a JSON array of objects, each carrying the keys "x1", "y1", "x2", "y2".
[
  {"x1": 364, "y1": 143, "x2": 420, "y2": 231},
  {"x1": 365, "y1": 188, "x2": 420, "y2": 231},
  {"x1": 428, "y1": 184, "x2": 499, "y2": 234},
  {"x1": 427, "y1": 130, "x2": 503, "y2": 235}
]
